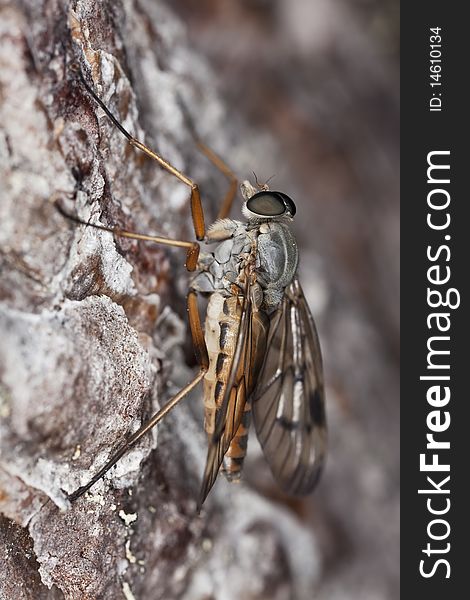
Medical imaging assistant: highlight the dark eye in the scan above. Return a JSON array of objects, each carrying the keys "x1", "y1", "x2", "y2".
[
  {"x1": 247, "y1": 192, "x2": 285, "y2": 216},
  {"x1": 276, "y1": 192, "x2": 297, "y2": 216},
  {"x1": 246, "y1": 192, "x2": 296, "y2": 217}
]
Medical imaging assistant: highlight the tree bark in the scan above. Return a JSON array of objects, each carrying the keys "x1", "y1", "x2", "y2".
[{"x1": 0, "y1": 1, "x2": 320, "y2": 599}]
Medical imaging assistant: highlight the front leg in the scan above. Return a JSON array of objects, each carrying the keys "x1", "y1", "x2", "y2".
[{"x1": 205, "y1": 218, "x2": 239, "y2": 243}]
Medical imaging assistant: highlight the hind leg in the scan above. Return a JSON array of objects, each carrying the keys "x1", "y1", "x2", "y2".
[{"x1": 67, "y1": 291, "x2": 209, "y2": 502}]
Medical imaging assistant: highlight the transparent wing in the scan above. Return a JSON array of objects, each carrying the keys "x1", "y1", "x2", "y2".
[
  {"x1": 198, "y1": 287, "x2": 254, "y2": 509},
  {"x1": 252, "y1": 278, "x2": 326, "y2": 495}
]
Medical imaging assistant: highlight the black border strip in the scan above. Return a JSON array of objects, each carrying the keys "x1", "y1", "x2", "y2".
[{"x1": 401, "y1": 2, "x2": 467, "y2": 596}]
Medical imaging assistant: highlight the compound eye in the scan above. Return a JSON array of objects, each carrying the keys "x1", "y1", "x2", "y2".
[
  {"x1": 246, "y1": 192, "x2": 286, "y2": 217},
  {"x1": 277, "y1": 192, "x2": 297, "y2": 216}
]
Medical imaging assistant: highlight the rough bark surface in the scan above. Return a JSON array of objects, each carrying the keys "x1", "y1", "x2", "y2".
[
  {"x1": 0, "y1": 1, "x2": 321, "y2": 599},
  {"x1": 1, "y1": 0, "x2": 399, "y2": 599}
]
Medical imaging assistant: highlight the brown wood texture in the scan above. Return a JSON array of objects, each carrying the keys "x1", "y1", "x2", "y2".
[
  {"x1": 0, "y1": 1, "x2": 327, "y2": 598},
  {"x1": 0, "y1": 0, "x2": 399, "y2": 599}
]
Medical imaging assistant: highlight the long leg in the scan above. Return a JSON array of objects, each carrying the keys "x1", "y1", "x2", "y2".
[
  {"x1": 196, "y1": 140, "x2": 238, "y2": 220},
  {"x1": 54, "y1": 201, "x2": 201, "y2": 271},
  {"x1": 179, "y1": 99, "x2": 238, "y2": 220},
  {"x1": 78, "y1": 70, "x2": 206, "y2": 241},
  {"x1": 68, "y1": 290, "x2": 209, "y2": 502}
]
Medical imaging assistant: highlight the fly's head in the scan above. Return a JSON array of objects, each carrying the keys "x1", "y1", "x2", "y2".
[{"x1": 240, "y1": 179, "x2": 296, "y2": 223}]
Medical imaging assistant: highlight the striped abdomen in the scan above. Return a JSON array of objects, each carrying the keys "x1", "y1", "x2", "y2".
[
  {"x1": 203, "y1": 292, "x2": 269, "y2": 481},
  {"x1": 203, "y1": 293, "x2": 247, "y2": 480}
]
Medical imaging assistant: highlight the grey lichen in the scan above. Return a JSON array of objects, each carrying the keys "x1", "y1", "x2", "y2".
[{"x1": 0, "y1": 1, "x2": 321, "y2": 598}]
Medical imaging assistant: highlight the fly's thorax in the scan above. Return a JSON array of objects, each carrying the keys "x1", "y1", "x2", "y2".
[
  {"x1": 190, "y1": 217, "x2": 299, "y2": 312},
  {"x1": 190, "y1": 222, "x2": 255, "y2": 295},
  {"x1": 255, "y1": 221, "x2": 299, "y2": 309}
]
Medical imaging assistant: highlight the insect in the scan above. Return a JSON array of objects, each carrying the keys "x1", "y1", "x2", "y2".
[{"x1": 59, "y1": 68, "x2": 326, "y2": 509}]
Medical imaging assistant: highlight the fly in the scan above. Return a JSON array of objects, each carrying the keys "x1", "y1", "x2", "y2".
[{"x1": 58, "y1": 68, "x2": 326, "y2": 509}]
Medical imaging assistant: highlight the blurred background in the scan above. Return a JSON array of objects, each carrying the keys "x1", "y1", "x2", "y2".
[
  {"x1": 170, "y1": 0, "x2": 400, "y2": 598},
  {"x1": 0, "y1": 0, "x2": 399, "y2": 598}
]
